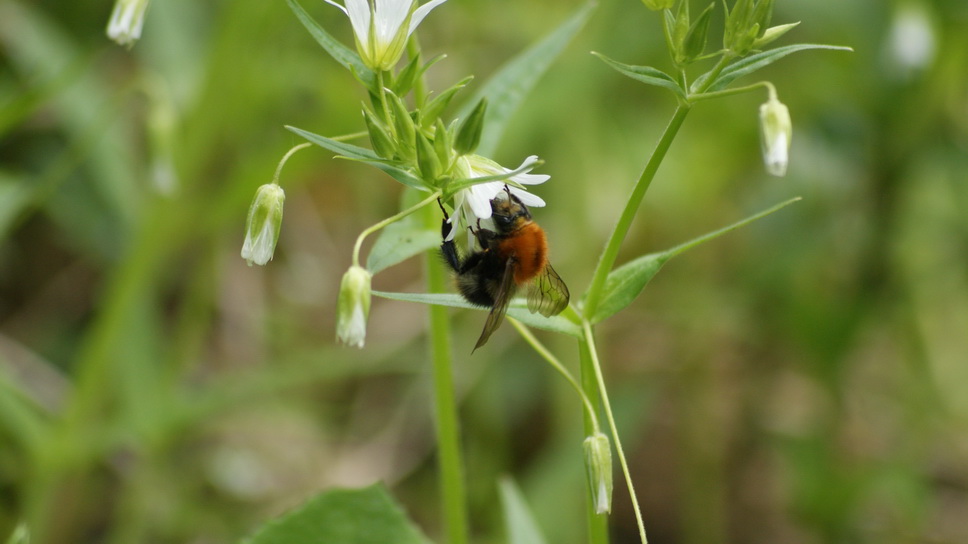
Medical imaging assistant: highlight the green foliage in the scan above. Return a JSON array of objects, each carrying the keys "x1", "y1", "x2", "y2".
[
  {"x1": 242, "y1": 484, "x2": 431, "y2": 544},
  {"x1": 499, "y1": 478, "x2": 549, "y2": 544},
  {"x1": 588, "y1": 197, "x2": 800, "y2": 323}
]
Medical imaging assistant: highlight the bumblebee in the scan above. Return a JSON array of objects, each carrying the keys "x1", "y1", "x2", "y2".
[{"x1": 440, "y1": 187, "x2": 570, "y2": 350}]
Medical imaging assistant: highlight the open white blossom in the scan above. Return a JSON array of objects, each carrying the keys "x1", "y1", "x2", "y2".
[
  {"x1": 324, "y1": 0, "x2": 448, "y2": 71},
  {"x1": 445, "y1": 154, "x2": 549, "y2": 241},
  {"x1": 106, "y1": 0, "x2": 151, "y2": 47}
]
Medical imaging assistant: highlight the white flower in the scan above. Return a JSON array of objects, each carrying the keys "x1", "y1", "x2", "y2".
[
  {"x1": 241, "y1": 184, "x2": 285, "y2": 266},
  {"x1": 337, "y1": 266, "x2": 372, "y2": 348},
  {"x1": 758, "y1": 95, "x2": 792, "y2": 177},
  {"x1": 445, "y1": 155, "x2": 549, "y2": 241},
  {"x1": 106, "y1": 0, "x2": 151, "y2": 47},
  {"x1": 324, "y1": 0, "x2": 448, "y2": 71}
]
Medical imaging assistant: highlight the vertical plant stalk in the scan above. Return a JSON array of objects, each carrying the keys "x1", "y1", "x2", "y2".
[
  {"x1": 583, "y1": 321, "x2": 648, "y2": 544},
  {"x1": 582, "y1": 104, "x2": 690, "y2": 319},
  {"x1": 579, "y1": 338, "x2": 611, "y2": 544},
  {"x1": 423, "y1": 204, "x2": 469, "y2": 544}
]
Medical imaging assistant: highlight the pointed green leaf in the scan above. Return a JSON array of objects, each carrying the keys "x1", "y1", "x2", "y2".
[
  {"x1": 373, "y1": 291, "x2": 582, "y2": 338},
  {"x1": 500, "y1": 477, "x2": 549, "y2": 544},
  {"x1": 454, "y1": 2, "x2": 596, "y2": 157},
  {"x1": 243, "y1": 483, "x2": 431, "y2": 544},
  {"x1": 420, "y1": 76, "x2": 474, "y2": 128},
  {"x1": 592, "y1": 53, "x2": 686, "y2": 99},
  {"x1": 692, "y1": 43, "x2": 852, "y2": 94},
  {"x1": 589, "y1": 197, "x2": 801, "y2": 323},
  {"x1": 286, "y1": 125, "x2": 426, "y2": 191},
  {"x1": 286, "y1": 0, "x2": 377, "y2": 91}
]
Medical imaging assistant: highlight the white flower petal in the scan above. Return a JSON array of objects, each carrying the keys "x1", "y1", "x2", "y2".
[
  {"x1": 510, "y1": 189, "x2": 546, "y2": 208},
  {"x1": 374, "y1": 0, "x2": 411, "y2": 44},
  {"x1": 343, "y1": 0, "x2": 372, "y2": 46},
  {"x1": 510, "y1": 172, "x2": 550, "y2": 185},
  {"x1": 409, "y1": 0, "x2": 448, "y2": 35},
  {"x1": 322, "y1": 0, "x2": 349, "y2": 15}
]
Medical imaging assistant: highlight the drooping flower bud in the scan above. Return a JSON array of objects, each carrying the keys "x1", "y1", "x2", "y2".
[
  {"x1": 106, "y1": 0, "x2": 151, "y2": 47},
  {"x1": 336, "y1": 265, "x2": 372, "y2": 348},
  {"x1": 758, "y1": 95, "x2": 792, "y2": 177},
  {"x1": 582, "y1": 432, "x2": 613, "y2": 515},
  {"x1": 241, "y1": 184, "x2": 285, "y2": 266}
]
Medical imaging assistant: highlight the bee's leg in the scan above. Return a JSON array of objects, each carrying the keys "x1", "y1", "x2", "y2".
[{"x1": 440, "y1": 216, "x2": 461, "y2": 273}]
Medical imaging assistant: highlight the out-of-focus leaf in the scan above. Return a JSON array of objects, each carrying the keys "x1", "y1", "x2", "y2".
[
  {"x1": 286, "y1": 125, "x2": 426, "y2": 190},
  {"x1": 0, "y1": 175, "x2": 34, "y2": 243},
  {"x1": 692, "y1": 43, "x2": 853, "y2": 94},
  {"x1": 367, "y1": 194, "x2": 440, "y2": 274},
  {"x1": 243, "y1": 483, "x2": 431, "y2": 544},
  {"x1": 454, "y1": 2, "x2": 596, "y2": 157},
  {"x1": 500, "y1": 477, "x2": 549, "y2": 544},
  {"x1": 589, "y1": 197, "x2": 801, "y2": 323},
  {"x1": 3, "y1": 523, "x2": 29, "y2": 544},
  {"x1": 286, "y1": 0, "x2": 376, "y2": 90},
  {"x1": 591, "y1": 53, "x2": 686, "y2": 99},
  {"x1": 373, "y1": 291, "x2": 582, "y2": 338}
]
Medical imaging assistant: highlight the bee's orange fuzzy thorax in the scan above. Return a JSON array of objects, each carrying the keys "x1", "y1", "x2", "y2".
[{"x1": 498, "y1": 222, "x2": 548, "y2": 285}]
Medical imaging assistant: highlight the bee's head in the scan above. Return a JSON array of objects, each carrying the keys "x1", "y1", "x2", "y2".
[{"x1": 489, "y1": 188, "x2": 532, "y2": 232}]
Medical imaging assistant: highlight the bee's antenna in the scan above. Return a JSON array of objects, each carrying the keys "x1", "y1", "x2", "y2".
[{"x1": 502, "y1": 184, "x2": 512, "y2": 199}]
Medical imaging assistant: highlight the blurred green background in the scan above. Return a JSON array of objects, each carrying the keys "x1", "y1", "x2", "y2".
[{"x1": 2, "y1": 0, "x2": 967, "y2": 543}]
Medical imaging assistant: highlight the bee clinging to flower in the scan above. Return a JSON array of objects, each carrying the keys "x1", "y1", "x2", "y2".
[{"x1": 440, "y1": 186, "x2": 569, "y2": 350}]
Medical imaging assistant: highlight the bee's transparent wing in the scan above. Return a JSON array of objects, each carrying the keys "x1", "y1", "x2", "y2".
[
  {"x1": 474, "y1": 257, "x2": 517, "y2": 351},
  {"x1": 527, "y1": 263, "x2": 570, "y2": 317}
]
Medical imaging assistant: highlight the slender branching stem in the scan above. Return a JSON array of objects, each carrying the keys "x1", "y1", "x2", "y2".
[
  {"x1": 351, "y1": 190, "x2": 441, "y2": 267},
  {"x1": 583, "y1": 320, "x2": 649, "y2": 544}
]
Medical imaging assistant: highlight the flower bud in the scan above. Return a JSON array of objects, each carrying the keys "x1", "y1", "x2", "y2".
[
  {"x1": 759, "y1": 95, "x2": 792, "y2": 177},
  {"x1": 106, "y1": 0, "x2": 151, "y2": 47},
  {"x1": 582, "y1": 432, "x2": 613, "y2": 515},
  {"x1": 454, "y1": 98, "x2": 487, "y2": 156},
  {"x1": 337, "y1": 265, "x2": 372, "y2": 348},
  {"x1": 241, "y1": 184, "x2": 285, "y2": 266},
  {"x1": 642, "y1": 0, "x2": 675, "y2": 10}
]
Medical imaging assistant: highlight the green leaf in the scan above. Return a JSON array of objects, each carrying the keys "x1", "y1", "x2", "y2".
[
  {"x1": 286, "y1": 0, "x2": 377, "y2": 91},
  {"x1": 4, "y1": 524, "x2": 29, "y2": 544},
  {"x1": 454, "y1": 2, "x2": 596, "y2": 157},
  {"x1": 500, "y1": 477, "x2": 549, "y2": 544},
  {"x1": 367, "y1": 193, "x2": 441, "y2": 274},
  {"x1": 242, "y1": 483, "x2": 431, "y2": 544},
  {"x1": 589, "y1": 197, "x2": 801, "y2": 323},
  {"x1": 373, "y1": 291, "x2": 582, "y2": 338},
  {"x1": 591, "y1": 53, "x2": 686, "y2": 100},
  {"x1": 286, "y1": 125, "x2": 427, "y2": 191},
  {"x1": 693, "y1": 43, "x2": 853, "y2": 94}
]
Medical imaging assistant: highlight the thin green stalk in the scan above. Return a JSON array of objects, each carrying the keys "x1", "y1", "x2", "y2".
[
  {"x1": 352, "y1": 190, "x2": 441, "y2": 266},
  {"x1": 423, "y1": 204, "x2": 469, "y2": 544},
  {"x1": 582, "y1": 321, "x2": 648, "y2": 544},
  {"x1": 508, "y1": 319, "x2": 599, "y2": 433},
  {"x1": 579, "y1": 339, "x2": 610, "y2": 544},
  {"x1": 582, "y1": 104, "x2": 691, "y2": 318}
]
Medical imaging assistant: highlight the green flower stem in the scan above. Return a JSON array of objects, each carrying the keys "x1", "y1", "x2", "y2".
[
  {"x1": 272, "y1": 143, "x2": 312, "y2": 185},
  {"x1": 508, "y1": 318, "x2": 599, "y2": 434},
  {"x1": 582, "y1": 104, "x2": 691, "y2": 319},
  {"x1": 583, "y1": 320, "x2": 649, "y2": 544},
  {"x1": 351, "y1": 190, "x2": 442, "y2": 267},
  {"x1": 423, "y1": 203, "x2": 469, "y2": 544},
  {"x1": 578, "y1": 338, "x2": 610, "y2": 544},
  {"x1": 689, "y1": 80, "x2": 775, "y2": 103}
]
